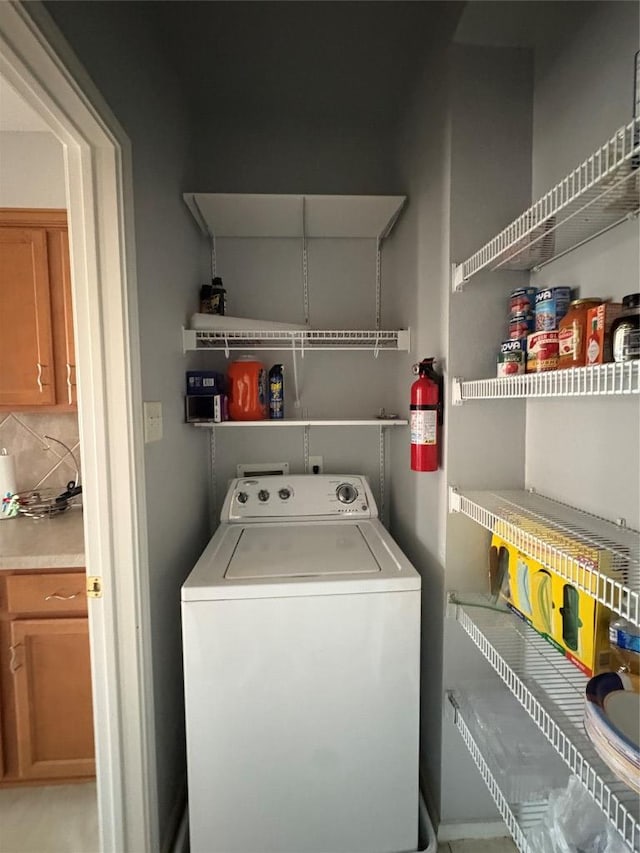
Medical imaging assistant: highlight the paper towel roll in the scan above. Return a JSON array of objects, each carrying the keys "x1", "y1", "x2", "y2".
[{"x1": 0, "y1": 449, "x2": 18, "y2": 520}]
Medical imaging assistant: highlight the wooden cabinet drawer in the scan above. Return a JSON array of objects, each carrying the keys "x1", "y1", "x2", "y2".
[{"x1": 4, "y1": 572, "x2": 87, "y2": 617}]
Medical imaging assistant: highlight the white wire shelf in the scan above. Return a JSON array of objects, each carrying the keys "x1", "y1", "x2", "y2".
[
  {"x1": 191, "y1": 419, "x2": 408, "y2": 428},
  {"x1": 449, "y1": 489, "x2": 640, "y2": 627},
  {"x1": 453, "y1": 119, "x2": 640, "y2": 288},
  {"x1": 447, "y1": 690, "x2": 549, "y2": 853},
  {"x1": 182, "y1": 193, "x2": 407, "y2": 240},
  {"x1": 451, "y1": 595, "x2": 640, "y2": 850},
  {"x1": 182, "y1": 327, "x2": 411, "y2": 354},
  {"x1": 453, "y1": 362, "x2": 640, "y2": 402}
]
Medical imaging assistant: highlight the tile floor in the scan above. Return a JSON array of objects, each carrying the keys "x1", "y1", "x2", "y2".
[
  {"x1": 0, "y1": 782, "x2": 98, "y2": 853},
  {"x1": 0, "y1": 780, "x2": 516, "y2": 853}
]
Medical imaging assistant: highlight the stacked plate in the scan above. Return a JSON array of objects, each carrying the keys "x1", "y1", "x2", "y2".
[{"x1": 585, "y1": 672, "x2": 640, "y2": 793}]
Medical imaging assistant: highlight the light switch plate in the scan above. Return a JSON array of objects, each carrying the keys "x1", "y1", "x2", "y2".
[{"x1": 143, "y1": 401, "x2": 163, "y2": 443}]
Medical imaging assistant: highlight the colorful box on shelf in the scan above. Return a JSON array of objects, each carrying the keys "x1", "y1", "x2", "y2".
[
  {"x1": 491, "y1": 515, "x2": 621, "y2": 597},
  {"x1": 490, "y1": 533, "x2": 612, "y2": 677},
  {"x1": 185, "y1": 394, "x2": 228, "y2": 424},
  {"x1": 186, "y1": 370, "x2": 227, "y2": 395}
]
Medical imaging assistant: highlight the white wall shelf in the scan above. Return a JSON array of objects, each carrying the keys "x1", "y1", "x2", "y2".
[
  {"x1": 452, "y1": 118, "x2": 640, "y2": 289},
  {"x1": 448, "y1": 488, "x2": 640, "y2": 627},
  {"x1": 450, "y1": 595, "x2": 640, "y2": 850},
  {"x1": 193, "y1": 419, "x2": 407, "y2": 428},
  {"x1": 447, "y1": 690, "x2": 545, "y2": 853},
  {"x1": 452, "y1": 362, "x2": 640, "y2": 402},
  {"x1": 182, "y1": 327, "x2": 411, "y2": 354},
  {"x1": 183, "y1": 193, "x2": 407, "y2": 240}
]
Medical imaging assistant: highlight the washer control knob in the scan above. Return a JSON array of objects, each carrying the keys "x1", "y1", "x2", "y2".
[
  {"x1": 336, "y1": 483, "x2": 358, "y2": 504},
  {"x1": 278, "y1": 488, "x2": 291, "y2": 500},
  {"x1": 258, "y1": 489, "x2": 270, "y2": 502},
  {"x1": 237, "y1": 491, "x2": 249, "y2": 504}
]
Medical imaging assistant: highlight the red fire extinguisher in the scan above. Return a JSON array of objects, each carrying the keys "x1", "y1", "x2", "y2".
[{"x1": 410, "y1": 358, "x2": 443, "y2": 472}]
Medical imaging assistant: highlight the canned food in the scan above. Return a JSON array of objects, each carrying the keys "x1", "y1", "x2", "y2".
[
  {"x1": 509, "y1": 312, "x2": 536, "y2": 340},
  {"x1": 497, "y1": 339, "x2": 526, "y2": 377},
  {"x1": 510, "y1": 287, "x2": 537, "y2": 316},
  {"x1": 527, "y1": 331, "x2": 559, "y2": 372},
  {"x1": 535, "y1": 287, "x2": 571, "y2": 331}
]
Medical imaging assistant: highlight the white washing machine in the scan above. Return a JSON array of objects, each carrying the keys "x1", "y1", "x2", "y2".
[{"x1": 182, "y1": 475, "x2": 421, "y2": 853}]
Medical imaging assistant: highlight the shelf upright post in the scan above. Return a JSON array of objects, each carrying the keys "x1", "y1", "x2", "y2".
[
  {"x1": 209, "y1": 428, "x2": 217, "y2": 532},
  {"x1": 378, "y1": 425, "x2": 388, "y2": 527},
  {"x1": 302, "y1": 196, "x2": 310, "y2": 326},
  {"x1": 375, "y1": 237, "x2": 382, "y2": 330},
  {"x1": 303, "y1": 425, "x2": 310, "y2": 473}
]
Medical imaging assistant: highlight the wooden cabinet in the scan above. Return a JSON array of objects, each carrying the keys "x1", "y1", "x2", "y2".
[
  {"x1": 0, "y1": 209, "x2": 76, "y2": 411},
  {"x1": 0, "y1": 568, "x2": 95, "y2": 784}
]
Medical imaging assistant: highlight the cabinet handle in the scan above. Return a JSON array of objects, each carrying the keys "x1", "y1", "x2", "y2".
[
  {"x1": 66, "y1": 362, "x2": 76, "y2": 405},
  {"x1": 9, "y1": 643, "x2": 22, "y2": 674},
  {"x1": 36, "y1": 362, "x2": 49, "y2": 392},
  {"x1": 45, "y1": 591, "x2": 81, "y2": 601}
]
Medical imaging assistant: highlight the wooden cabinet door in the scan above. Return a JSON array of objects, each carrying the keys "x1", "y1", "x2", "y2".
[
  {"x1": 48, "y1": 227, "x2": 77, "y2": 406},
  {"x1": 8, "y1": 617, "x2": 95, "y2": 779},
  {"x1": 0, "y1": 227, "x2": 56, "y2": 406}
]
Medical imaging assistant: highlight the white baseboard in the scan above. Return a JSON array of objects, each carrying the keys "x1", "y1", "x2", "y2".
[{"x1": 438, "y1": 820, "x2": 510, "y2": 842}]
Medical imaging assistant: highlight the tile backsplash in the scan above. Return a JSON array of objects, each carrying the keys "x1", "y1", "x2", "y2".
[{"x1": 0, "y1": 412, "x2": 81, "y2": 492}]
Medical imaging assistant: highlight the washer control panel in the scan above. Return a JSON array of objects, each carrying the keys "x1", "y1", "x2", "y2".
[
  {"x1": 336, "y1": 482, "x2": 358, "y2": 504},
  {"x1": 223, "y1": 475, "x2": 376, "y2": 522}
]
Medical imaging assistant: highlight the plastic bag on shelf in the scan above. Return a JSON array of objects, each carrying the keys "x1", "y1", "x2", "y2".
[
  {"x1": 457, "y1": 683, "x2": 569, "y2": 802},
  {"x1": 527, "y1": 776, "x2": 629, "y2": 853}
]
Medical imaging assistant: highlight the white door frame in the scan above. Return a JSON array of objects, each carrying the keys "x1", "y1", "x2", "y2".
[{"x1": 0, "y1": 3, "x2": 156, "y2": 851}]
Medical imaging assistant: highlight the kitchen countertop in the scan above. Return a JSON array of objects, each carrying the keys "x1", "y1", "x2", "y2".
[{"x1": 0, "y1": 509, "x2": 85, "y2": 569}]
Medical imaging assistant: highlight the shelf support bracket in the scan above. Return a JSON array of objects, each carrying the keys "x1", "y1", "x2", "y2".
[
  {"x1": 446, "y1": 591, "x2": 459, "y2": 620},
  {"x1": 397, "y1": 329, "x2": 411, "y2": 352},
  {"x1": 452, "y1": 378, "x2": 464, "y2": 406},
  {"x1": 451, "y1": 263, "x2": 466, "y2": 293},
  {"x1": 445, "y1": 690, "x2": 459, "y2": 724},
  {"x1": 448, "y1": 486, "x2": 461, "y2": 514}
]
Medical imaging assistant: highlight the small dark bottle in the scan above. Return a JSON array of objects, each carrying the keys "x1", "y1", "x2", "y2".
[
  {"x1": 199, "y1": 284, "x2": 214, "y2": 314},
  {"x1": 268, "y1": 364, "x2": 284, "y2": 419},
  {"x1": 611, "y1": 293, "x2": 640, "y2": 362},
  {"x1": 210, "y1": 276, "x2": 226, "y2": 315}
]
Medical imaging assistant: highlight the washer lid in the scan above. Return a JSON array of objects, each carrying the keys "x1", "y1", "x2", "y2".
[
  {"x1": 182, "y1": 519, "x2": 421, "y2": 601},
  {"x1": 225, "y1": 525, "x2": 380, "y2": 580}
]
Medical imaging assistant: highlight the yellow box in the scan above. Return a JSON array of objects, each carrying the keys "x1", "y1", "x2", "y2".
[{"x1": 490, "y1": 533, "x2": 612, "y2": 677}]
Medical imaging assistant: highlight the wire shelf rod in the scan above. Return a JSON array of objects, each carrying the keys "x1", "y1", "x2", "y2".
[
  {"x1": 447, "y1": 691, "x2": 539, "y2": 853},
  {"x1": 452, "y1": 597, "x2": 639, "y2": 850},
  {"x1": 455, "y1": 362, "x2": 640, "y2": 401},
  {"x1": 454, "y1": 118, "x2": 640, "y2": 282},
  {"x1": 450, "y1": 489, "x2": 640, "y2": 627}
]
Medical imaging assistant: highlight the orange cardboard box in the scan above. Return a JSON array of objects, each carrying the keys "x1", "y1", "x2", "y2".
[{"x1": 586, "y1": 302, "x2": 624, "y2": 365}]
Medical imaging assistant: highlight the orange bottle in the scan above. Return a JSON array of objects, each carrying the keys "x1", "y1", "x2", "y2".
[
  {"x1": 558, "y1": 299, "x2": 602, "y2": 368},
  {"x1": 227, "y1": 356, "x2": 267, "y2": 420}
]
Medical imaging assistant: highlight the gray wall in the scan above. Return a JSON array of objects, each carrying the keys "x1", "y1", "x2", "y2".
[
  {"x1": 384, "y1": 48, "x2": 451, "y2": 815},
  {"x1": 0, "y1": 131, "x2": 66, "y2": 207},
  {"x1": 439, "y1": 43, "x2": 533, "y2": 828},
  {"x1": 43, "y1": 3, "x2": 211, "y2": 848},
  {"x1": 526, "y1": 1, "x2": 640, "y2": 528},
  {"x1": 191, "y1": 91, "x2": 404, "y2": 519}
]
